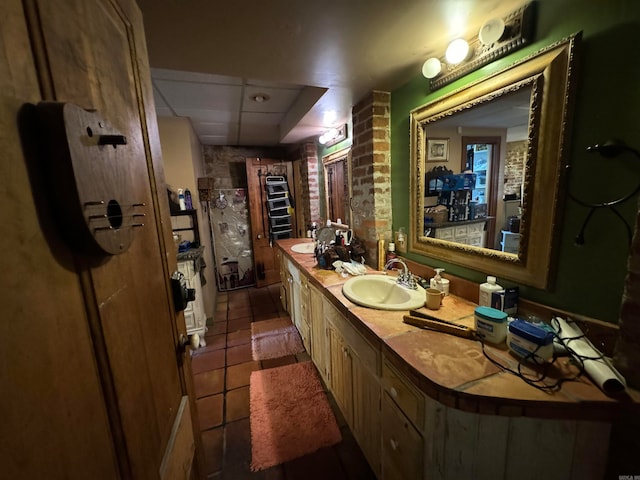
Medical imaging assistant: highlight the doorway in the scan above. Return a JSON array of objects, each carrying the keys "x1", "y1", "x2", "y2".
[{"x1": 462, "y1": 136, "x2": 501, "y2": 248}]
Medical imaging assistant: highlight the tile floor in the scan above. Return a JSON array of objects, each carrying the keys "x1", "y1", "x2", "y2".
[{"x1": 191, "y1": 283, "x2": 376, "y2": 479}]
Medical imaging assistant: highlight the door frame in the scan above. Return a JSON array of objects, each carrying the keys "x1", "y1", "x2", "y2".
[
  {"x1": 322, "y1": 147, "x2": 351, "y2": 225},
  {"x1": 461, "y1": 136, "x2": 502, "y2": 248}
]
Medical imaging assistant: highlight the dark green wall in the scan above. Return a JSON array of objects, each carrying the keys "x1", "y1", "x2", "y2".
[{"x1": 391, "y1": 1, "x2": 640, "y2": 323}]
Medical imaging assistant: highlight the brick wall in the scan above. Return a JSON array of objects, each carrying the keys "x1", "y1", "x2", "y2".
[
  {"x1": 294, "y1": 142, "x2": 320, "y2": 229},
  {"x1": 504, "y1": 140, "x2": 527, "y2": 197},
  {"x1": 351, "y1": 91, "x2": 392, "y2": 267}
]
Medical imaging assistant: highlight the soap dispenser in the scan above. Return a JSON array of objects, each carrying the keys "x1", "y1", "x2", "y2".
[{"x1": 430, "y1": 268, "x2": 449, "y2": 295}]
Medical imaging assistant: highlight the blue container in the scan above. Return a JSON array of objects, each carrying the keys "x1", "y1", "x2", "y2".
[{"x1": 474, "y1": 306, "x2": 508, "y2": 344}]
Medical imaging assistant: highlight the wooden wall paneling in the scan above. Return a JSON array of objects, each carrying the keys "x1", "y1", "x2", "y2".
[
  {"x1": 441, "y1": 405, "x2": 480, "y2": 479},
  {"x1": 569, "y1": 421, "x2": 610, "y2": 480},
  {"x1": 504, "y1": 417, "x2": 576, "y2": 480},
  {"x1": 472, "y1": 413, "x2": 509, "y2": 479},
  {"x1": 424, "y1": 395, "x2": 446, "y2": 480}
]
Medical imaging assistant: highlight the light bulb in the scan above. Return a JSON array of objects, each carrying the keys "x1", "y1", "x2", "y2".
[
  {"x1": 445, "y1": 39, "x2": 470, "y2": 65},
  {"x1": 422, "y1": 58, "x2": 442, "y2": 79}
]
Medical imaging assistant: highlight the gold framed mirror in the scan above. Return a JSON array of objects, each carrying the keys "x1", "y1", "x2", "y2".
[{"x1": 409, "y1": 33, "x2": 581, "y2": 290}]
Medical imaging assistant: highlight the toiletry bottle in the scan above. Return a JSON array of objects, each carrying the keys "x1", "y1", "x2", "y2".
[
  {"x1": 479, "y1": 276, "x2": 503, "y2": 307},
  {"x1": 377, "y1": 235, "x2": 385, "y2": 271},
  {"x1": 184, "y1": 189, "x2": 193, "y2": 210},
  {"x1": 178, "y1": 189, "x2": 186, "y2": 210},
  {"x1": 430, "y1": 268, "x2": 444, "y2": 291},
  {"x1": 385, "y1": 242, "x2": 397, "y2": 264}
]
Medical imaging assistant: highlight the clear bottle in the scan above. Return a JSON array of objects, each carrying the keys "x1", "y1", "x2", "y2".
[
  {"x1": 178, "y1": 189, "x2": 186, "y2": 210},
  {"x1": 479, "y1": 276, "x2": 504, "y2": 307}
]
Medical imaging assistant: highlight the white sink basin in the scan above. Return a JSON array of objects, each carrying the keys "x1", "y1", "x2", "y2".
[
  {"x1": 291, "y1": 243, "x2": 316, "y2": 254},
  {"x1": 342, "y1": 275, "x2": 426, "y2": 311}
]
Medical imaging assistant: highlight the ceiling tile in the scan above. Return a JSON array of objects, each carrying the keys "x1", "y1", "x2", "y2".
[{"x1": 155, "y1": 79, "x2": 242, "y2": 110}]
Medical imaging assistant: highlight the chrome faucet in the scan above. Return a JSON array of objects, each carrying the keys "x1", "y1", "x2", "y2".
[{"x1": 384, "y1": 258, "x2": 418, "y2": 290}]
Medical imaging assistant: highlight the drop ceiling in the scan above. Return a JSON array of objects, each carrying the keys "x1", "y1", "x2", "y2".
[{"x1": 138, "y1": 0, "x2": 529, "y2": 146}]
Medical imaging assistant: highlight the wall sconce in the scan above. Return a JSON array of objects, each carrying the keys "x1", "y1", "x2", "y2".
[
  {"x1": 422, "y1": 1, "x2": 537, "y2": 89},
  {"x1": 318, "y1": 123, "x2": 348, "y2": 147}
]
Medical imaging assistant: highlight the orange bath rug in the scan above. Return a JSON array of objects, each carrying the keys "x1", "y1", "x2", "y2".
[
  {"x1": 249, "y1": 361, "x2": 342, "y2": 471},
  {"x1": 251, "y1": 317, "x2": 304, "y2": 360}
]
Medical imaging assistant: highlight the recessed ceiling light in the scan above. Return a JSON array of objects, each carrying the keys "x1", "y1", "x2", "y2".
[{"x1": 251, "y1": 93, "x2": 270, "y2": 103}]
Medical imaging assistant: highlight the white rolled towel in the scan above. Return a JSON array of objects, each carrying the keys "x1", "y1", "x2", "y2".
[{"x1": 553, "y1": 317, "x2": 626, "y2": 395}]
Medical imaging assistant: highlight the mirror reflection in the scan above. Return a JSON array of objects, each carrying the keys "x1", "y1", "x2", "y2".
[
  {"x1": 422, "y1": 87, "x2": 532, "y2": 254},
  {"x1": 410, "y1": 34, "x2": 580, "y2": 290}
]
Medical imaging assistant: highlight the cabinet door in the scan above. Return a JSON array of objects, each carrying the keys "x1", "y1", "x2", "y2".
[
  {"x1": 352, "y1": 359, "x2": 381, "y2": 476},
  {"x1": 382, "y1": 393, "x2": 424, "y2": 480},
  {"x1": 299, "y1": 276, "x2": 312, "y2": 352},
  {"x1": 309, "y1": 284, "x2": 329, "y2": 382},
  {"x1": 328, "y1": 325, "x2": 353, "y2": 426}
]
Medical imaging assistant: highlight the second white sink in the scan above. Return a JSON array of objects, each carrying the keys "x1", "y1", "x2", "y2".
[
  {"x1": 342, "y1": 275, "x2": 426, "y2": 311},
  {"x1": 291, "y1": 243, "x2": 316, "y2": 254}
]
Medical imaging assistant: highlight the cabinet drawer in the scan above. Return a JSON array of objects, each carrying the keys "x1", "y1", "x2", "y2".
[
  {"x1": 453, "y1": 225, "x2": 469, "y2": 239},
  {"x1": 435, "y1": 226, "x2": 454, "y2": 240},
  {"x1": 382, "y1": 360, "x2": 424, "y2": 429},
  {"x1": 177, "y1": 260, "x2": 195, "y2": 279},
  {"x1": 184, "y1": 310, "x2": 196, "y2": 330},
  {"x1": 468, "y1": 233, "x2": 484, "y2": 247},
  {"x1": 382, "y1": 393, "x2": 423, "y2": 480},
  {"x1": 468, "y1": 223, "x2": 484, "y2": 235}
]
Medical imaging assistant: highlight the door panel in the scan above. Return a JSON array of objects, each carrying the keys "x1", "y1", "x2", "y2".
[
  {"x1": 245, "y1": 158, "x2": 293, "y2": 287},
  {"x1": 8, "y1": 0, "x2": 198, "y2": 478},
  {"x1": 0, "y1": 1, "x2": 120, "y2": 478}
]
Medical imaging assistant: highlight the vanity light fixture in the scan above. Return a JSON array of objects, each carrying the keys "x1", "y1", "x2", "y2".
[
  {"x1": 422, "y1": 1, "x2": 537, "y2": 90},
  {"x1": 318, "y1": 123, "x2": 347, "y2": 147}
]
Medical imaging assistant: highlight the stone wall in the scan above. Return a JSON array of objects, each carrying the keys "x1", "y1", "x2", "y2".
[
  {"x1": 350, "y1": 91, "x2": 392, "y2": 267},
  {"x1": 201, "y1": 145, "x2": 287, "y2": 189},
  {"x1": 504, "y1": 140, "x2": 527, "y2": 197},
  {"x1": 291, "y1": 142, "x2": 320, "y2": 231}
]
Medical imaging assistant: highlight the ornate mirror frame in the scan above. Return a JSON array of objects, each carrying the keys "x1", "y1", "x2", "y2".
[{"x1": 409, "y1": 33, "x2": 581, "y2": 290}]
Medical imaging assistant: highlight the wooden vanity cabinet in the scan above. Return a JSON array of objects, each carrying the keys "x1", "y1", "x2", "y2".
[
  {"x1": 281, "y1": 244, "x2": 615, "y2": 480},
  {"x1": 381, "y1": 354, "x2": 611, "y2": 480},
  {"x1": 324, "y1": 298, "x2": 381, "y2": 477}
]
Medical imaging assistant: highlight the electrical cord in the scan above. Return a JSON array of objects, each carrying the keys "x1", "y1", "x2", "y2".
[
  {"x1": 566, "y1": 139, "x2": 640, "y2": 246},
  {"x1": 479, "y1": 316, "x2": 606, "y2": 393}
]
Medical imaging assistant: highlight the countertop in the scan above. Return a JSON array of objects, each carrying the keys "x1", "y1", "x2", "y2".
[{"x1": 276, "y1": 238, "x2": 640, "y2": 421}]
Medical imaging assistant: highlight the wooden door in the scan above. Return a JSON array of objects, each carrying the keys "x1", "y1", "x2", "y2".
[
  {"x1": 245, "y1": 158, "x2": 294, "y2": 287},
  {"x1": 0, "y1": 1, "x2": 201, "y2": 478},
  {"x1": 325, "y1": 159, "x2": 346, "y2": 223}
]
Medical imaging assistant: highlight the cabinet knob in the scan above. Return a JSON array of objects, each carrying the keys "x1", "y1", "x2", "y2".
[
  {"x1": 179, "y1": 333, "x2": 201, "y2": 352},
  {"x1": 389, "y1": 438, "x2": 399, "y2": 451},
  {"x1": 390, "y1": 387, "x2": 398, "y2": 398}
]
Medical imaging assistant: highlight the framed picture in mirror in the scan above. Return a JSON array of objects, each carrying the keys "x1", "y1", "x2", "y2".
[{"x1": 427, "y1": 138, "x2": 449, "y2": 162}]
